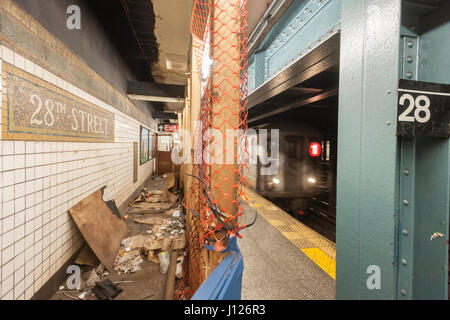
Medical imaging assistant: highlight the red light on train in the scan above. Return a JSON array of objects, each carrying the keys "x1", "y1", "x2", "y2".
[{"x1": 309, "y1": 142, "x2": 322, "y2": 157}]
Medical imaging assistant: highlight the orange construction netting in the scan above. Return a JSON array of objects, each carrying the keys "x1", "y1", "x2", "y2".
[{"x1": 176, "y1": 0, "x2": 249, "y2": 300}]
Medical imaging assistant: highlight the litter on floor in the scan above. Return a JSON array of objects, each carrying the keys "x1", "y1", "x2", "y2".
[{"x1": 51, "y1": 174, "x2": 185, "y2": 300}]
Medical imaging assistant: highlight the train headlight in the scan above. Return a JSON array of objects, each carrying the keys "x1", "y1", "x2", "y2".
[
  {"x1": 307, "y1": 177, "x2": 317, "y2": 184},
  {"x1": 272, "y1": 178, "x2": 281, "y2": 185}
]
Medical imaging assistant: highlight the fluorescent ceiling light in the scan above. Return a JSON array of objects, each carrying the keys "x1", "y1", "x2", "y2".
[{"x1": 127, "y1": 94, "x2": 185, "y2": 104}]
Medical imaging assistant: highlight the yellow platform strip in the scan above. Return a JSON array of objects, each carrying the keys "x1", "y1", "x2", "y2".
[
  {"x1": 301, "y1": 248, "x2": 336, "y2": 280},
  {"x1": 245, "y1": 189, "x2": 336, "y2": 279}
]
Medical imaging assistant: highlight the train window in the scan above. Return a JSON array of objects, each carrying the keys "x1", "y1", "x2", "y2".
[
  {"x1": 321, "y1": 140, "x2": 332, "y2": 162},
  {"x1": 326, "y1": 140, "x2": 331, "y2": 162},
  {"x1": 287, "y1": 141, "x2": 296, "y2": 158}
]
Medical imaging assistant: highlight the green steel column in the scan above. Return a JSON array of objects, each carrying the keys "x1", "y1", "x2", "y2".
[
  {"x1": 336, "y1": 0, "x2": 402, "y2": 299},
  {"x1": 397, "y1": 4, "x2": 450, "y2": 299}
]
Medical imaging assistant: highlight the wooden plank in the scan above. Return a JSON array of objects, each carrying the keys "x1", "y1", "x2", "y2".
[
  {"x1": 164, "y1": 249, "x2": 178, "y2": 300},
  {"x1": 68, "y1": 189, "x2": 128, "y2": 271}
]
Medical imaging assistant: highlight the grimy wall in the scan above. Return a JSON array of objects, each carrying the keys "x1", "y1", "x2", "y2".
[{"x1": 0, "y1": 0, "x2": 157, "y2": 299}]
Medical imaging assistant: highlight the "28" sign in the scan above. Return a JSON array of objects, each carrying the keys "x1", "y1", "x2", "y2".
[
  {"x1": 396, "y1": 79, "x2": 450, "y2": 138},
  {"x1": 398, "y1": 94, "x2": 431, "y2": 123}
]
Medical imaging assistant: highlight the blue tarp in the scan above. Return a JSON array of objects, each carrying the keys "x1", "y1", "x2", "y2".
[{"x1": 192, "y1": 237, "x2": 244, "y2": 300}]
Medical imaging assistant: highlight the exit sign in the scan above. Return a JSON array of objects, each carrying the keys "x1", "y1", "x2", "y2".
[{"x1": 158, "y1": 123, "x2": 179, "y2": 133}]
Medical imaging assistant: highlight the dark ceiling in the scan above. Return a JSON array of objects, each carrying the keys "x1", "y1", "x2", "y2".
[
  {"x1": 82, "y1": 0, "x2": 158, "y2": 82},
  {"x1": 248, "y1": 69, "x2": 339, "y2": 136},
  {"x1": 83, "y1": 0, "x2": 167, "y2": 112}
]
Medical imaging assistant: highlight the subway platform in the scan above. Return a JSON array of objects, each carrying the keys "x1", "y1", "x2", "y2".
[{"x1": 238, "y1": 190, "x2": 336, "y2": 300}]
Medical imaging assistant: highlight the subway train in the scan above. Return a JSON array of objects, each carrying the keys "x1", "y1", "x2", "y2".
[{"x1": 247, "y1": 121, "x2": 337, "y2": 241}]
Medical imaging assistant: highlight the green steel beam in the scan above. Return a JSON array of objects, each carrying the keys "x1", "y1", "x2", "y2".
[
  {"x1": 336, "y1": 0, "x2": 402, "y2": 299},
  {"x1": 248, "y1": 0, "x2": 341, "y2": 93}
]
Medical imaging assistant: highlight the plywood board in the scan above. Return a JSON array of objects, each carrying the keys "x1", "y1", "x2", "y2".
[{"x1": 68, "y1": 189, "x2": 128, "y2": 271}]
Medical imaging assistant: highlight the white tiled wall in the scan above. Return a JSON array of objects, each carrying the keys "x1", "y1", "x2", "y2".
[{"x1": 0, "y1": 46, "x2": 155, "y2": 300}]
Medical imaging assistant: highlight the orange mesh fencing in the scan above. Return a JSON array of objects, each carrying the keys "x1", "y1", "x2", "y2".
[
  {"x1": 176, "y1": 166, "x2": 208, "y2": 300},
  {"x1": 176, "y1": 0, "x2": 249, "y2": 299}
]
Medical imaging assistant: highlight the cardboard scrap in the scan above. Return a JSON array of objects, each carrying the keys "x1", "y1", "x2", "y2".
[
  {"x1": 68, "y1": 188, "x2": 128, "y2": 271},
  {"x1": 123, "y1": 234, "x2": 186, "y2": 252},
  {"x1": 131, "y1": 202, "x2": 173, "y2": 210},
  {"x1": 145, "y1": 195, "x2": 167, "y2": 203},
  {"x1": 166, "y1": 173, "x2": 175, "y2": 190},
  {"x1": 128, "y1": 202, "x2": 174, "y2": 215},
  {"x1": 127, "y1": 235, "x2": 148, "y2": 250},
  {"x1": 75, "y1": 244, "x2": 100, "y2": 267},
  {"x1": 167, "y1": 191, "x2": 178, "y2": 203},
  {"x1": 134, "y1": 216, "x2": 166, "y2": 225}
]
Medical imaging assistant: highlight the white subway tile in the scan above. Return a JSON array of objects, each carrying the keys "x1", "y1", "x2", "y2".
[
  {"x1": 2, "y1": 214, "x2": 15, "y2": 233},
  {"x1": 35, "y1": 154, "x2": 44, "y2": 167},
  {"x1": 3, "y1": 170, "x2": 15, "y2": 186},
  {"x1": 25, "y1": 236, "x2": 34, "y2": 257},
  {"x1": 35, "y1": 142, "x2": 44, "y2": 154},
  {"x1": 14, "y1": 225, "x2": 25, "y2": 243},
  {"x1": 14, "y1": 280, "x2": 25, "y2": 300},
  {"x1": 2, "y1": 185, "x2": 15, "y2": 202},
  {"x1": 25, "y1": 285, "x2": 34, "y2": 300},
  {"x1": 25, "y1": 181, "x2": 35, "y2": 194},
  {"x1": 14, "y1": 251, "x2": 25, "y2": 270},
  {"x1": 1, "y1": 258, "x2": 14, "y2": 280},
  {"x1": 15, "y1": 168, "x2": 25, "y2": 184},
  {"x1": 2, "y1": 141, "x2": 14, "y2": 155},
  {"x1": 14, "y1": 52, "x2": 25, "y2": 70},
  {"x1": 25, "y1": 154, "x2": 35, "y2": 167},
  {"x1": 34, "y1": 191, "x2": 43, "y2": 206},
  {"x1": 14, "y1": 197, "x2": 25, "y2": 214},
  {"x1": 25, "y1": 194, "x2": 35, "y2": 209},
  {"x1": 26, "y1": 207, "x2": 35, "y2": 222},
  {"x1": 2, "y1": 46, "x2": 14, "y2": 65},
  {"x1": 15, "y1": 265, "x2": 25, "y2": 283},
  {"x1": 25, "y1": 221, "x2": 35, "y2": 237},
  {"x1": 25, "y1": 141, "x2": 35, "y2": 154},
  {"x1": 14, "y1": 155, "x2": 25, "y2": 169},
  {"x1": 2, "y1": 230, "x2": 15, "y2": 249},
  {"x1": 3, "y1": 155, "x2": 15, "y2": 171},
  {"x1": 15, "y1": 183, "x2": 26, "y2": 198},
  {"x1": 24, "y1": 58, "x2": 35, "y2": 75},
  {"x1": 34, "y1": 64, "x2": 43, "y2": 79},
  {"x1": 14, "y1": 141, "x2": 25, "y2": 154},
  {"x1": 26, "y1": 167, "x2": 35, "y2": 181},
  {"x1": 14, "y1": 238, "x2": 25, "y2": 255}
]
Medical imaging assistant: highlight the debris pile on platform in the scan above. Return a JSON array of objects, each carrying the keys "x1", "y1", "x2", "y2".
[{"x1": 56, "y1": 174, "x2": 186, "y2": 300}]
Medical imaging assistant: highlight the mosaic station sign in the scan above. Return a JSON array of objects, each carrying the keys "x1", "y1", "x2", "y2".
[{"x1": 1, "y1": 63, "x2": 115, "y2": 142}]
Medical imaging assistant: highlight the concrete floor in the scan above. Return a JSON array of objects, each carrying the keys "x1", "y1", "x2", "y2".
[{"x1": 238, "y1": 205, "x2": 336, "y2": 300}]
